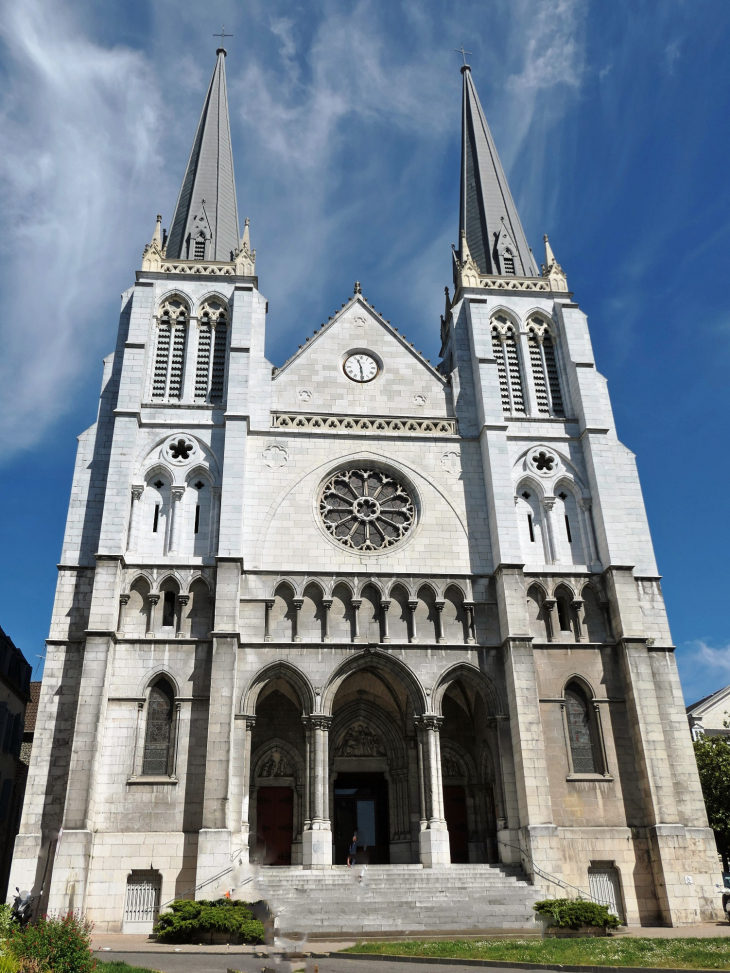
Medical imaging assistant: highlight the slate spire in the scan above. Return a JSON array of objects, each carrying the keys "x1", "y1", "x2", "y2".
[
  {"x1": 459, "y1": 64, "x2": 538, "y2": 277},
  {"x1": 166, "y1": 48, "x2": 240, "y2": 262}
]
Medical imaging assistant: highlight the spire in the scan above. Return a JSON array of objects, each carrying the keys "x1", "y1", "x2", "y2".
[
  {"x1": 166, "y1": 49, "x2": 240, "y2": 261},
  {"x1": 459, "y1": 64, "x2": 539, "y2": 277},
  {"x1": 541, "y1": 234, "x2": 569, "y2": 292}
]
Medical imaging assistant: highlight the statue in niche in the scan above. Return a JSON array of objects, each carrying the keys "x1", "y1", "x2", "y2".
[
  {"x1": 336, "y1": 722, "x2": 386, "y2": 757},
  {"x1": 259, "y1": 750, "x2": 294, "y2": 778},
  {"x1": 441, "y1": 754, "x2": 463, "y2": 778}
]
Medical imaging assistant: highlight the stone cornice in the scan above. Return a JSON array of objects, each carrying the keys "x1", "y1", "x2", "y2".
[{"x1": 271, "y1": 413, "x2": 457, "y2": 436}]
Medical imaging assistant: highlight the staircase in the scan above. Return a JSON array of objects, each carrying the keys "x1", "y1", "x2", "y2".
[{"x1": 254, "y1": 864, "x2": 543, "y2": 939}]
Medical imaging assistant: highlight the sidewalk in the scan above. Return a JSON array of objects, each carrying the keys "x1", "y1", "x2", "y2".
[{"x1": 92, "y1": 933, "x2": 356, "y2": 954}]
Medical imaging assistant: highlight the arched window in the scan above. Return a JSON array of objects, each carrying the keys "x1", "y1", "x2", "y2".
[
  {"x1": 194, "y1": 304, "x2": 228, "y2": 403},
  {"x1": 527, "y1": 320, "x2": 564, "y2": 416},
  {"x1": 152, "y1": 301, "x2": 188, "y2": 401},
  {"x1": 556, "y1": 595, "x2": 572, "y2": 634},
  {"x1": 502, "y1": 250, "x2": 515, "y2": 275},
  {"x1": 564, "y1": 682, "x2": 602, "y2": 774},
  {"x1": 491, "y1": 317, "x2": 525, "y2": 414},
  {"x1": 142, "y1": 679, "x2": 175, "y2": 776},
  {"x1": 193, "y1": 236, "x2": 205, "y2": 260},
  {"x1": 162, "y1": 590, "x2": 176, "y2": 628}
]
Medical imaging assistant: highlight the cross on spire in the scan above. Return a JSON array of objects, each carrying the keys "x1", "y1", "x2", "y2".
[
  {"x1": 454, "y1": 45, "x2": 472, "y2": 66},
  {"x1": 214, "y1": 25, "x2": 233, "y2": 49}
]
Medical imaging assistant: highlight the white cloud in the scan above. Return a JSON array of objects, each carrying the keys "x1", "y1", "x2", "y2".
[
  {"x1": 0, "y1": 0, "x2": 167, "y2": 457},
  {"x1": 684, "y1": 640, "x2": 730, "y2": 676}
]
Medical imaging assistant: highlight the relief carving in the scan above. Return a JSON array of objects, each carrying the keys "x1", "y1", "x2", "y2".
[{"x1": 336, "y1": 722, "x2": 386, "y2": 757}]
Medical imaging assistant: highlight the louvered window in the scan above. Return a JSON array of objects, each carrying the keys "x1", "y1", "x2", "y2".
[
  {"x1": 210, "y1": 323, "x2": 228, "y2": 401},
  {"x1": 152, "y1": 307, "x2": 187, "y2": 401},
  {"x1": 528, "y1": 322, "x2": 564, "y2": 417},
  {"x1": 194, "y1": 236, "x2": 205, "y2": 259},
  {"x1": 195, "y1": 317, "x2": 212, "y2": 400},
  {"x1": 565, "y1": 683, "x2": 599, "y2": 774},
  {"x1": 492, "y1": 322, "x2": 525, "y2": 415},
  {"x1": 142, "y1": 679, "x2": 175, "y2": 776},
  {"x1": 502, "y1": 250, "x2": 515, "y2": 275}
]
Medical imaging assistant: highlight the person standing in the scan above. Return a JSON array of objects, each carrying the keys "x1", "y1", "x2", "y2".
[{"x1": 347, "y1": 833, "x2": 357, "y2": 867}]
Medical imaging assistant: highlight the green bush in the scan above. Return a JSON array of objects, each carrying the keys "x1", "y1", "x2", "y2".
[
  {"x1": 8, "y1": 911, "x2": 94, "y2": 973},
  {"x1": 0, "y1": 956, "x2": 18, "y2": 973},
  {"x1": 533, "y1": 898, "x2": 620, "y2": 930},
  {"x1": 0, "y1": 904, "x2": 17, "y2": 947},
  {"x1": 153, "y1": 899, "x2": 264, "y2": 944}
]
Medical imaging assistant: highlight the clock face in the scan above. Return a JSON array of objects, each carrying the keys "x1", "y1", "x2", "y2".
[{"x1": 344, "y1": 353, "x2": 379, "y2": 383}]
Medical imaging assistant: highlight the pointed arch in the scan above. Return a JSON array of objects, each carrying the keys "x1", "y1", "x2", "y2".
[
  {"x1": 432, "y1": 662, "x2": 502, "y2": 718},
  {"x1": 321, "y1": 650, "x2": 427, "y2": 717},
  {"x1": 490, "y1": 312, "x2": 525, "y2": 414},
  {"x1": 242, "y1": 661, "x2": 316, "y2": 717}
]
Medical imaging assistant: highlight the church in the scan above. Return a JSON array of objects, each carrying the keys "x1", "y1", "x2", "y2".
[{"x1": 9, "y1": 44, "x2": 722, "y2": 934}]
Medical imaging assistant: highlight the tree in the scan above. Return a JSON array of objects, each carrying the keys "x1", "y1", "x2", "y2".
[{"x1": 693, "y1": 719, "x2": 730, "y2": 872}]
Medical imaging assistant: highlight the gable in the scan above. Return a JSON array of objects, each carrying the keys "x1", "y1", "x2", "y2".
[{"x1": 271, "y1": 298, "x2": 451, "y2": 419}]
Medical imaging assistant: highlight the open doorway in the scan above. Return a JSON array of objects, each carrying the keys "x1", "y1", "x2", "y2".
[{"x1": 334, "y1": 773, "x2": 390, "y2": 864}]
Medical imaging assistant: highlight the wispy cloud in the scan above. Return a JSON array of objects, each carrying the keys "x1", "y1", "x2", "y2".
[
  {"x1": 679, "y1": 640, "x2": 730, "y2": 703},
  {"x1": 0, "y1": 0, "x2": 167, "y2": 457}
]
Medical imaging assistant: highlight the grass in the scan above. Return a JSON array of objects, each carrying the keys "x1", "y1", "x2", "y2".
[
  {"x1": 96, "y1": 962, "x2": 162, "y2": 973},
  {"x1": 342, "y1": 937, "x2": 730, "y2": 969}
]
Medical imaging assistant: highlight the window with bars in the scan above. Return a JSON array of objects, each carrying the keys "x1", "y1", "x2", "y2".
[
  {"x1": 195, "y1": 317, "x2": 212, "y2": 400},
  {"x1": 502, "y1": 250, "x2": 515, "y2": 275},
  {"x1": 491, "y1": 322, "x2": 525, "y2": 415},
  {"x1": 210, "y1": 323, "x2": 227, "y2": 401},
  {"x1": 527, "y1": 322, "x2": 565, "y2": 416},
  {"x1": 152, "y1": 307, "x2": 188, "y2": 401},
  {"x1": 142, "y1": 679, "x2": 175, "y2": 776},
  {"x1": 565, "y1": 682, "x2": 600, "y2": 774},
  {"x1": 193, "y1": 236, "x2": 206, "y2": 259}
]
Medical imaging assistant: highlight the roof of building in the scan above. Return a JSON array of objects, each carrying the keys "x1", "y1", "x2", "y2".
[
  {"x1": 459, "y1": 64, "x2": 539, "y2": 278},
  {"x1": 166, "y1": 48, "x2": 240, "y2": 262},
  {"x1": 24, "y1": 681, "x2": 41, "y2": 734},
  {"x1": 687, "y1": 683, "x2": 730, "y2": 716}
]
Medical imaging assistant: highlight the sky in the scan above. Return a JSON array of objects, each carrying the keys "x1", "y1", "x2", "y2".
[{"x1": 0, "y1": 0, "x2": 729, "y2": 704}]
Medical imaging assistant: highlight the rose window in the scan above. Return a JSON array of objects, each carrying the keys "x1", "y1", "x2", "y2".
[{"x1": 319, "y1": 468, "x2": 415, "y2": 551}]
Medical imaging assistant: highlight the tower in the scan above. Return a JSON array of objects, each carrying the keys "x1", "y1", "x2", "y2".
[{"x1": 8, "y1": 51, "x2": 721, "y2": 932}]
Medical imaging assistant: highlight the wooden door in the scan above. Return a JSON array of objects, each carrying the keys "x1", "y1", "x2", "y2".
[
  {"x1": 443, "y1": 785, "x2": 469, "y2": 863},
  {"x1": 256, "y1": 787, "x2": 293, "y2": 865}
]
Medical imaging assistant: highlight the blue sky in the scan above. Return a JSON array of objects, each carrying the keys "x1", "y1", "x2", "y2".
[{"x1": 0, "y1": 0, "x2": 728, "y2": 703}]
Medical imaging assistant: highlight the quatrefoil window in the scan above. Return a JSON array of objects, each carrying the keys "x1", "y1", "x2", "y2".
[
  {"x1": 319, "y1": 468, "x2": 415, "y2": 552},
  {"x1": 533, "y1": 451, "x2": 555, "y2": 472}
]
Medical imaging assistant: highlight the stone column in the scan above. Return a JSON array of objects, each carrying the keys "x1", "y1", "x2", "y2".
[
  {"x1": 168, "y1": 486, "x2": 186, "y2": 555},
  {"x1": 416, "y1": 715, "x2": 450, "y2": 866},
  {"x1": 176, "y1": 594, "x2": 189, "y2": 638},
  {"x1": 542, "y1": 497, "x2": 560, "y2": 563},
  {"x1": 146, "y1": 593, "x2": 159, "y2": 637},
  {"x1": 579, "y1": 498, "x2": 599, "y2": 566},
  {"x1": 264, "y1": 599, "x2": 274, "y2": 642},
  {"x1": 322, "y1": 599, "x2": 332, "y2": 642},
  {"x1": 542, "y1": 597, "x2": 557, "y2": 642},
  {"x1": 380, "y1": 599, "x2": 391, "y2": 643},
  {"x1": 292, "y1": 598, "x2": 303, "y2": 642},
  {"x1": 351, "y1": 598, "x2": 361, "y2": 642},
  {"x1": 126, "y1": 485, "x2": 144, "y2": 553},
  {"x1": 408, "y1": 600, "x2": 418, "y2": 643},
  {"x1": 302, "y1": 715, "x2": 332, "y2": 866},
  {"x1": 572, "y1": 598, "x2": 586, "y2": 642},
  {"x1": 463, "y1": 601, "x2": 476, "y2": 644},
  {"x1": 240, "y1": 715, "x2": 256, "y2": 862},
  {"x1": 435, "y1": 601, "x2": 446, "y2": 644},
  {"x1": 116, "y1": 594, "x2": 130, "y2": 635}
]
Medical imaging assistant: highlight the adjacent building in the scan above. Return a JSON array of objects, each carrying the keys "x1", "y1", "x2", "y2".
[
  {"x1": 0, "y1": 628, "x2": 32, "y2": 899},
  {"x1": 687, "y1": 685, "x2": 730, "y2": 740},
  {"x1": 8, "y1": 46, "x2": 723, "y2": 931}
]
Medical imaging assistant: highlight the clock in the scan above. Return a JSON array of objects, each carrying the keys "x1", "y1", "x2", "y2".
[{"x1": 344, "y1": 353, "x2": 379, "y2": 383}]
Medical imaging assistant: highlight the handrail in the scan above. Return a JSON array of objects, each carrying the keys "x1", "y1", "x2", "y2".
[{"x1": 497, "y1": 837, "x2": 597, "y2": 902}]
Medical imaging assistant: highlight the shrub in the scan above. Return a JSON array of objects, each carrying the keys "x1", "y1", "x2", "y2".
[
  {"x1": 153, "y1": 899, "x2": 264, "y2": 944},
  {"x1": 533, "y1": 898, "x2": 620, "y2": 930},
  {"x1": 0, "y1": 956, "x2": 18, "y2": 973},
  {"x1": 8, "y1": 912, "x2": 95, "y2": 973},
  {"x1": 0, "y1": 904, "x2": 17, "y2": 946}
]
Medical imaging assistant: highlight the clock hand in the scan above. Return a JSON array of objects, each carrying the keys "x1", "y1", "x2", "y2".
[{"x1": 358, "y1": 359, "x2": 364, "y2": 380}]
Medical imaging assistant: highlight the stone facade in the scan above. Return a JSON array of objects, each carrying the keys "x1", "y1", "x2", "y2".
[{"x1": 8, "y1": 52, "x2": 722, "y2": 931}]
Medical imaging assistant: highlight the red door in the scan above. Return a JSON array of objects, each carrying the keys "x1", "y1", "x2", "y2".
[
  {"x1": 444, "y1": 785, "x2": 469, "y2": 864},
  {"x1": 256, "y1": 787, "x2": 293, "y2": 865}
]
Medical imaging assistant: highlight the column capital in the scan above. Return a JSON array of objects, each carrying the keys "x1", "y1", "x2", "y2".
[
  {"x1": 543, "y1": 597, "x2": 556, "y2": 610},
  {"x1": 322, "y1": 598, "x2": 333, "y2": 609},
  {"x1": 380, "y1": 599, "x2": 391, "y2": 610},
  {"x1": 131, "y1": 485, "x2": 144, "y2": 501},
  {"x1": 435, "y1": 600, "x2": 445, "y2": 611},
  {"x1": 171, "y1": 485, "x2": 186, "y2": 502},
  {"x1": 407, "y1": 600, "x2": 418, "y2": 611},
  {"x1": 351, "y1": 598, "x2": 362, "y2": 608},
  {"x1": 242, "y1": 713, "x2": 257, "y2": 730},
  {"x1": 542, "y1": 496, "x2": 556, "y2": 511},
  {"x1": 147, "y1": 593, "x2": 160, "y2": 605},
  {"x1": 119, "y1": 593, "x2": 130, "y2": 606},
  {"x1": 303, "y1": 714, "x2": 333, "y2": 730},
  {"x1": 178, "y1": 594, "x2": 190, "y2": 606},
  {"x1": 415, "y1": 714, "x2": 444, "y2": 732},
  {"x1": 292, "y1": 598, "x2": 304, "y2": 609}
]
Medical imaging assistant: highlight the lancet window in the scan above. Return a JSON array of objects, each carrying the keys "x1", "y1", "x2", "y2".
[
  {"x1": 152, "y1": 300, "x2": 188, "y2": 401},
  {"x1": 142, "y1": 678, "x2": 176, "y2": 776},
  {"x1": 195, "y1": 302, "x2": 228, "y2": 403},
  {"x1": 491, "y1": 316, "x2": 525, "y2": 414},
  {"x1": 527, "y1": 319, "x2": 564, "y2": 416},
  {"x1": 564, "y1": 682, "x2": 602, "y2": 774}
]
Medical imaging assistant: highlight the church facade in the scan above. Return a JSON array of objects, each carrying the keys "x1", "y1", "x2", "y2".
[{"x1": 9, "y1": 48, "x2": 722, "y2": 931}]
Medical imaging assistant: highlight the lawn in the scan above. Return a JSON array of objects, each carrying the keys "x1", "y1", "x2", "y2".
[
  {"x1": 96, "y1": 962, "x2": 161, "y2": 973},
  {"x1": 342, "y1": 937, "x2": 730, "y2": 969}
]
